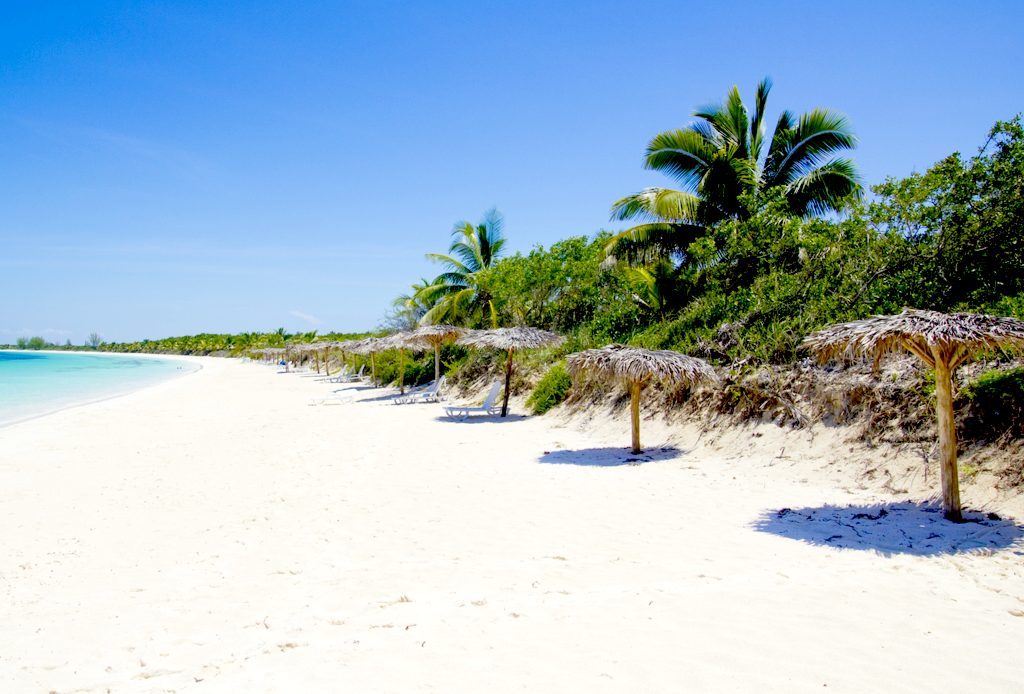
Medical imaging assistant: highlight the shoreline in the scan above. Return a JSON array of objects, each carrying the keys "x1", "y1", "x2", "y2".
[
  {"x1": 1, "y1": 357, "x2": 1021, "y2": 691},
  {"x1": 0, "y1": 351, "x2": 203, "y2": 429}
]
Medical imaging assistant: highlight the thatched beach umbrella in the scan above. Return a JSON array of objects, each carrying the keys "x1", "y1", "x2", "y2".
[
  {"x1": 249, "y1": 347, "x2": 285, "y2": 364},
  {"x1": 296, "y1": 341, "x2": 328, "y2": 373},
  {"x1": 321, "y1": 340, "x2": 349, "y2": 376},
  {"x1": 350, "y1": 336, "x2": 390, "y2": 387},
  {"x1": 458, "y1": 326, "x2": 565, "y2": 417},
  {"x1": 411, "y1": 324, "x2": 464, "y2": 382},
  {"x1": 803, "y1": 308, "x2": 1024, "y2": 522},
  {"x1": 567, "y1": 344, "x2": 716, "y2": 454},
  {"x1": 383, "y1": 332, "x2": 427, "y2": 395}
]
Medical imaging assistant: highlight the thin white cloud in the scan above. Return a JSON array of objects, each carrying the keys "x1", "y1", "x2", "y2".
[{"x1": 289, "y1": 310, "x2": 322, "y2": 326}]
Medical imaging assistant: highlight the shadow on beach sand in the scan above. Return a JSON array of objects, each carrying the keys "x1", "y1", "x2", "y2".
[
  {"x1": 539, "y1": 446, "x2": 683, "y2": 467},
  {"x1": 433, "y1": 414, "x2": 530, "y2": 424},
  {"x1": 753, "y1": 501, "x2": 1024, "y2": 556}
]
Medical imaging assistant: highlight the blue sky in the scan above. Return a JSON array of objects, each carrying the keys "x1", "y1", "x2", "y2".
[{"x1": 2, "y1": 1, "x2": 1021, "y2": 343}]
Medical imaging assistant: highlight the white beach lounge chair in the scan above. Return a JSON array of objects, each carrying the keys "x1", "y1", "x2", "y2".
[
  {"x1": 333, "y1": 364, "x2": 364, "y2": 383},
  {"x1": 308, "y1": 392, "x2": 355, "y2": 406},
  {"x1": 394, "y1": 376, "x2": 446, "y2": 405},
  {"x1": 444, "y1": 381, "x2": 502, "y2": 418},
  {"x1": 320, "y1": 365, "x2": 351, "y2": 383}
]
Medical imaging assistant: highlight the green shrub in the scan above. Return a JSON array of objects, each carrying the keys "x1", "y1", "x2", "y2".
[
  {"x1": 526, "y1": 362, "x2": 573, "y2": 415},
  {"x1": 960, "y1": 367, "x2": 1024, "y2": 439}
]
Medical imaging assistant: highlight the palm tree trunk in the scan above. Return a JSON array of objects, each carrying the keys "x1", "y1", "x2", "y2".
[
  {"x1": 934, "y1": 357, "x2": 962, "y2": 521},
  {"x1": 501, "y1": 348, "x2": 514, "y2": 417},
  {"x1": 630, "y1": 381, "x2": 641, "y2": 454}
]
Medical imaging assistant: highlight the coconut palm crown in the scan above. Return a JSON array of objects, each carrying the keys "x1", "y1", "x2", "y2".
[
  {"x1": 417, "y1": 208, "x2": 506, "y2": 327},
  {"x1": 608, "y1": 78, "x2": 861, "y2": 264}
]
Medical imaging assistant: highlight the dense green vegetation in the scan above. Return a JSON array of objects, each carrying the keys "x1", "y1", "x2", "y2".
[{"x1": 417, "y1": 113, "x2": 1024, "y2": 367}]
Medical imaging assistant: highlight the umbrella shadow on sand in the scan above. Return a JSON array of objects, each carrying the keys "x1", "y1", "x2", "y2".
[
  {"x1": 433, "y1": 414, "x2": 530, "y2": 424},
  {"x1": 539, "y1": 446, "x2": 683, "y2": 467},
  {"x1": 753, "y1": 501, "x2": 1024, "y2": 556}
]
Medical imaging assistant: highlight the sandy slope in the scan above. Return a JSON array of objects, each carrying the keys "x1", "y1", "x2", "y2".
[{"x1": 1, "y1": 357, "x2": 1022, "y2": 693}]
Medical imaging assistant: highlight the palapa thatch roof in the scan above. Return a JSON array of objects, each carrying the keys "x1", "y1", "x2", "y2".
[
  {"x1": 330, "y1": 339, "x2": 365, "y2": 353},
  {"x1": 803, "y1": 308, "x2": 1024, "y2": 369},
  {"x1": 381, "y1": 332, "x2": 428, "y2": 352},
  {"x1": 346, "y1": 336, "x2": 390, "y2": 355},
  {"x1": 457, "y1": 326, "x2": 565, "y2": 351},
  {"x1": 410, "y1": 324, "x2": 464, "y2": 346},
  {"x1": 291, "y1": 341, "x2": 330, "y2": 353},
  {"x1": 250, "y1": 347, "x2": 286, "y2": 355},
  {"x1": 567, "y1": 344, "x2": 716, "y2": 386}
]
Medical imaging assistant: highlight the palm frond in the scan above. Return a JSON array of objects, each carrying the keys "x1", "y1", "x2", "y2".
[
  {"x1": 477, "y1": 208, "x2": 506, "y2": 266},
  {"x1": 449, "y1": 228, "x2": 484, "y2": 271},
  {"x1": 694, "y1": 85, "x2": 749, "y2": 155},
  {"x1": 431, "y1": 271, "x2": 471, "y2": 287},
  {"x1": 749, "y1": 77, "x2": 772, "y2": 163},
  {"x1": 764, "y1": 108, "x2": 857, "y2": 186},
  {"x1": 644, "y1": 129, "x2": 718, "y2": 190},
  {"x1": 784, "y1": 158, "x2": 863, "y2": 216},
  {"x1": 604, "y1": 222, "x2": 705, "y2": 266},
  {"x1": 425, "y1": 252, "x2": 472, "y2": 276},
  {"x1": 610, "y1": 188, "x2": 702, "y2": 223}
]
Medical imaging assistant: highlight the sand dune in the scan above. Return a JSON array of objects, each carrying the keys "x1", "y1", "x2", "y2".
[{"x1": 1, "y1": 357, "x2": 1022, "y2": 692}]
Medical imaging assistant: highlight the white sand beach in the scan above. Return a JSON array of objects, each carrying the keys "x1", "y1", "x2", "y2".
[{"x1": 2, "y1": 357, "x2": 1022, "y2": 692}]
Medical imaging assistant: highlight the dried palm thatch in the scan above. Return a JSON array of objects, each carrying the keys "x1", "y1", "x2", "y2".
[
  {"x1": 804, "y1": 308, "x2": 1024, "y2": 521},
  {"x1": 411, "y1": 324, "x2": 465, "y2": 382},
  {"x1": 458, "y1": 327, "x2": 565, "y2": 352},
  {"x1": 348, "y1": 336, "x2": 391, "y2": 386},
  {"x1": 289, "y1": 341, "x2": 332, "y2": 374},
  {"x1": 331, "y1": 339, "x2": 362, "y2": 353},
  {"x1": 382, "y1": 332, "x2": 428, "y2": 394},
  {"x1": 803, "y1": 309, "x2": 1024, "y2": 369},
  {"x1": 567, "y1": 344, "x2": 716, "y2": 453},
  {"x1": 249, "y1": 347, "x2": 286, "y2": 362},
  {"x1": 457, "y1": 327, "x2": 566, "y2": 417}
]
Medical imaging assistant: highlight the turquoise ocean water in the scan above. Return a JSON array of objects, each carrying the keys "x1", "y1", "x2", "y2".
[{"x1": 0, "y1": 351, "x2": 197, "y2": 426}]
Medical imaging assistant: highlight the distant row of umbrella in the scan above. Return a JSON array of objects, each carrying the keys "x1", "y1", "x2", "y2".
[
  {"x1": 251, "y1": 308, "x2": 1024, "y2": 523},
  {"x1": 249, "y1": 326, "x2": 567, "y2": 416}
]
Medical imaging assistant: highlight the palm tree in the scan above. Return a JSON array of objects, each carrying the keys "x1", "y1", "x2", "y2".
[
  {"x1": 417, "y1": 208, "x2": 507, "y2": 327},
  {"x1": 607, "y1": 78, "x2": 861, "y2": 264},
  {"x1": 390, "y1": 278, "x2": 433, "y2": 328}
]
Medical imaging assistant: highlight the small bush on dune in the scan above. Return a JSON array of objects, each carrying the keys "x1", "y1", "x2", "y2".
[
  {"x1": 960, "y1": 367, "x2": 1024, "y2": 440},
  {"x1": 527, "y1": 362, "x2": 572, "y2": 415}
]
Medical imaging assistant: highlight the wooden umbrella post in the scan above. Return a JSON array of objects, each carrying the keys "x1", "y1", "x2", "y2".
[
  {"x1": 630, "y1": 380, "x2": 642, "y2": 454},
  {"x1": 370, "y1": 352, "x2": 376, "y2": 387},
  {"x1": 501, "y1": 348, "x2": 514, "y2": 418},
  {"x1": 434, "y1": 343, "x2": 441, "y2": 383},
  {"x1": 398, "y1": 348, "x2": 406, "y2": 395},
  {"x1": 324, "y1": 349, "x2": 331, "y2": 377},
  {"x1": 933, "y1": 354, "x2": 962, "y2": 521}
]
